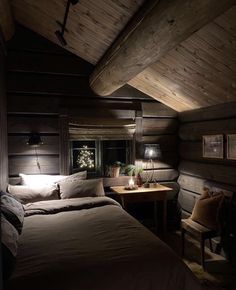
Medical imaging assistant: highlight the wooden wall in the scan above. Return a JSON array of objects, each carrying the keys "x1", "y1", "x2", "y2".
[
  {"x1": 0, "y1": 34, "x2": 8, "y2": 191},
  {"x1": 6, "y1": 25, "x2": 154, "y2": 180},
  {"x1": 136, "y1": 102, "x2": 179, "y2": 197},
  {"x1": 178, "y1": 102, "x2": 236, "y2": 216},
  {"x1": 8, "y1": 114, "x2": 60, "y2": 178}
]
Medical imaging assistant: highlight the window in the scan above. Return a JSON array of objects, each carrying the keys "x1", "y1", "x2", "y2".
[{"x1": 71, "y1": 140, "x2": 133, "y2": 176}]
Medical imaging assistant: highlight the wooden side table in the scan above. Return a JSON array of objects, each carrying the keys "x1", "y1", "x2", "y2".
[{"x1": 110, "y1": 184, "x2": 172, "y2": 232}]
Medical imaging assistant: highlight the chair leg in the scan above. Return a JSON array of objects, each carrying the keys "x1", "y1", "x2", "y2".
[
  {"x1": 209, "y1": 238, "x2": 213, "y2": 252},
  {"x1": 201, "y1": 237, "x2": 205, "y2": 271},
  {"x1": 181, "y1": 229, "x2": 185, "y2": 257}
]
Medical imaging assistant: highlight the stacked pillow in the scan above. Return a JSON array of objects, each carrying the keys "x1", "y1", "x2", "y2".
[
  {"x1": 58, "y1": 178, "x2": 105, "y2": 199},
  {"x1": 8, "y1": 171, "x2": 87, "y2": 204},
  {"x1": 7, "y1": 184, "x2": 59, "y2": 204},
  {"x1": 19, "y1": 173, "x2": 67, "y2": 186},
  {"x1": 1, "y1": 191, "x2": 24, "y2": 233},
  {"x1": 8, "y1": 171, "x2": 105, "y2": 203},
  {"x1": 1, "y1": 191, "x2": 24, "y2": 281}
]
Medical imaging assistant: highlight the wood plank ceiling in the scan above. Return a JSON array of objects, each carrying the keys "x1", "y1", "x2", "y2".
[
  {"x1": 10, "y1": 0, "x2": 145, "y2": 64},
  {"x1": 10, "y1": 0, "x2": 236, "y2": 112},
  {"x1": 129, "y1": 6, "x2": 236, "y2": 112}
]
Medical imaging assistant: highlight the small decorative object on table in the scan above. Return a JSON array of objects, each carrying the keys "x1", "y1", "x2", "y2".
[
  {"x1": 125, "y1": 177, "x2": 138, "y2": 190},
  {"x1": 136, "y1": 172, "x2": 143, "y2": 187}
]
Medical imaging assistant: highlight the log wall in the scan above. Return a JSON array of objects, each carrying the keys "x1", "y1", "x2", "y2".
[
  {"x1": 137, "y1": 102, "x2": 179, "y2": 193},
  {"x1": 6, "y1": 25, "x2": 158, "y2": 180},
  {"x1": 0, "y1": 35, "x2": 8, "y2": 191},
  {"x1": 178, "y1": 102, "x2": 236, "y2": 216}
]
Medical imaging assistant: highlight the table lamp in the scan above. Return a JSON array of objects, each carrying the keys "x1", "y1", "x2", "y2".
[{"x1": 143, "y1": 144, "x2": 162, "y2": 187}]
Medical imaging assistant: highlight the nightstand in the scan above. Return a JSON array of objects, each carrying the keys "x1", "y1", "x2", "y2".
[{"x1": 110, "y1": 184, "x2": 172, "y2": 232}]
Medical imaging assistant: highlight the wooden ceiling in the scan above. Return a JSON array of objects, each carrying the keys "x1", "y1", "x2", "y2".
[
  {"x1": 129, "y1": 6, "x2": 236, "y2": 112},
  {"x1": 9, "y1": 0, "x2": 236, "y2": 112},
  {"x1": 10, "y1": 0, "x2": 145, "y2": 64}
]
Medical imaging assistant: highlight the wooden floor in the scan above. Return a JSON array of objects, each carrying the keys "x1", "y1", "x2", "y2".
[{"x1": 159, "y1": 231, "x2": 236, "y2": 290}]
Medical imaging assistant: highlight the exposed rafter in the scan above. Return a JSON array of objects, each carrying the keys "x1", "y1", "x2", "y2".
[{"x1": 89, "y1": 0, "x2": 235, "y2": 96}]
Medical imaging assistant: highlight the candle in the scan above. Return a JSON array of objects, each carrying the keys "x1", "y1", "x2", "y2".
[{"x1": 129, "y1": 177, "x2": 135, "y2": 189}]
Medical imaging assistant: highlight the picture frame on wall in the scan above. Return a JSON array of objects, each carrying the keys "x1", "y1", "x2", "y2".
[
  {"x1": 227, "y1": 134, "x2": 236, "y2": 160},
  {"x1": 202, "y1": 134, "x2": 224, "y2": 159}
]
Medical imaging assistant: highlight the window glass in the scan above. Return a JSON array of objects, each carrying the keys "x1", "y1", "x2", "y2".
[{"x1": 72, "y1": 140, "x2": 132, "y2": 176}]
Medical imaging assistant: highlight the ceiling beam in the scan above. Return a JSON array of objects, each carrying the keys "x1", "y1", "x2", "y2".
[
  {"x1": 89, "y1": 0, "x2": 235, "y2": 96},
  {"x1": 0, "y1": 0, "x2": 15, "y2": 41}
]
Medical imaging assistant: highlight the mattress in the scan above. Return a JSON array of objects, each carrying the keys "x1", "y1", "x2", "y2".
[{"x1": 7, "y1": 196, "x2": 202, "y2": 290}]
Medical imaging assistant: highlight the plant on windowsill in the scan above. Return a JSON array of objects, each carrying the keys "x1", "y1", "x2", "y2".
[{"x1": 106, "y1": 161, "x2": 124, "y2": 178}]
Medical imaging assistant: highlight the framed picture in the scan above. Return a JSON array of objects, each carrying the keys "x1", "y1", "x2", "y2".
[
  {"x1": 202, "y1": 134, "x2": 224, "y2": 159},
  {"x1": 227, "y1": 134, "x2": 236, "y2": 160}
]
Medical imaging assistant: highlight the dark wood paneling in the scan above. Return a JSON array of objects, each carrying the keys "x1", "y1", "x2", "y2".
[
  {"x1": 7, "y1": 25, "x2": 72, "y2": 55},
  {"x1": 142, "y1": 135, "x2": 178, "y2": 151},
  {"x1": 142, "y1": 118, "x2": 178, "y2": 135},
  {"x1": 142, "y1": 102, "x2": 177, "y2": 118},
  {"x1": 7, "y1": 72, "x2": 93, "y2": 96},
  {"x1": 178, "y1": 173, "x2": 236, "y2": 195},
  {"x1": 180, "y1": 141, "x2": 236, "y2": 165},
  {"x1": 178, "y1": 189, "x2": 199, "y2": 213},
  {"x1": 8, "y1": 135, "x2": 59, "y2": 155},
  {"x1": 142, "y1": 153, "x2": 178, "y2": 169},
  {"x1": 7, "y1": 50, "x2": 93, "y2": 76},
  {"x1": 141, "y1": 169, "x2": 178, "y2": 182},
  {"x1": 7, "y1": 94, "x2": 142, "y2": 115},
  {"x1": 179, "y1": 118, "x2": 236, "y2": 141},
  {"x1": 59, "y1": 115, "x2": 69, "y2": 175},
  {"x1": 8, "y1": 115, "x2": 59, "y2": 134},
  {"x1": 179, "y1": 160, "x2": 236, "y2": 186},
  {"x1": 0, "y1": 42, "x2": 8, "y2": 190},
  {"x1": 9, "y1": 155, "x2": 59, "y2": 176},
  {"x1": 7, "y1": 72, "x2": 151, "y2": 100},
  {"x1": 180, "y1": 101, "x2": 236, "y2": 123},
  {"x1": 178, "y1": 174, "x2": 206, "y2": 195},
  {"x1": 179, "y1": 104, "x2": 236, "y2": 217},
  {"x1": 69, "y1": 108, "x2": 135, "y2": 119}
]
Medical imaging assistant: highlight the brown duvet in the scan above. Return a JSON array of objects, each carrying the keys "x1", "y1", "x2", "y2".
[{"x1": 7, "y1": 197, "x2": 202, "y2": 290}]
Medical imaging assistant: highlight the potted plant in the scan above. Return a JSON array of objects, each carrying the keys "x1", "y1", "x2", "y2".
[{"x1": 109, "y1": 161, "x2": 124, "y2": 178}]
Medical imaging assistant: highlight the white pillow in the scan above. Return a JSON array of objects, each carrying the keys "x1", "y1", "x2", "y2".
[
  {"x1": 55, "y1": 171, "x2": 87, "y2": 186},
  {"x1": 19, "y1": 173, "x2": 67, "y2": 187},
  {"x1": 59, "y1": 178, "x2": 105, "y2": 199},
  {"x1": 8, "y1": 184, "x2": 59, "y2": 204}
]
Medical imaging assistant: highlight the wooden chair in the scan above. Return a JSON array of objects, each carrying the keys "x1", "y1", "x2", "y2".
[{"x1": 181, "y1": 183, "x2": 234, "y2": 270}]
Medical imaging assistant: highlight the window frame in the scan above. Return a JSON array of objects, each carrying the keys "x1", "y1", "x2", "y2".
[{"x1": 70, "y1": 139, "x2": 134, "y2": 177}]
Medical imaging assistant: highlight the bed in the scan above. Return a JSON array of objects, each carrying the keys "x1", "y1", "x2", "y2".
[{"x1": 5, "y1": 196, "x2": 202, "y2": 290}]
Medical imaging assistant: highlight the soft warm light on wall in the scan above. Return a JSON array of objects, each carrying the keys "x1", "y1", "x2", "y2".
[{"x1": 27, "y1": 133, "x2": 43, "y2": 148}]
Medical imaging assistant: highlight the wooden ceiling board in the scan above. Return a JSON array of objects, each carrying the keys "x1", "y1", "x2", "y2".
[
  {"x1": 10, "y1": 0, "x2": 145, "y2": 64},
  {"x1": 129, "y1": 6, "x2": 236, "y2": 112},
  {"x1": 129, "y1": 70, "x2": 194, "y2": 112},
  {"x1": 10, "y1": 1, "x2": 236, "y2": 112}
]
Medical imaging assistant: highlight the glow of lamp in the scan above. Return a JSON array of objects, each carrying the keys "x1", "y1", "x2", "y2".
[{"x1": 129, "y1": 177, "x2": 135, "y2": 189}]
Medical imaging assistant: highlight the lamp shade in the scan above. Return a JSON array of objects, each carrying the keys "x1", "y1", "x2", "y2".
[
  {"x1": 144, "y1": 144, "x2": 161, "y2": 159},
  {"x1": 27, "y1": 133, "x2": 43, "y2": 147}
]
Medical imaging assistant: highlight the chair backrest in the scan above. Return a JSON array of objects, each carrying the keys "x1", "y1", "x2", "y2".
[{"x1": 203, "y1": 181, "x2": 235, "y2": 232}]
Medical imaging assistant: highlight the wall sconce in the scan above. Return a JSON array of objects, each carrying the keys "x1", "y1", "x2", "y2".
[
  {"x1": 26, "y1": 133, "x2": 43, "y2": 148},
  {"x1": 143, "y1": 144, "x2": 162, "y2": 187},
  {"x1": 26, "y1": 133, "x2": 43, "y2": 173}
]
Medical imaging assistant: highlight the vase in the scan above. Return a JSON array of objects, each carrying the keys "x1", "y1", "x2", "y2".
[
  {"x1": 111, "y1": 166, "x2": 120, "y2": 178},
  {"x1": 136, "y1": 173, "x2": 143, "y2": 187}
]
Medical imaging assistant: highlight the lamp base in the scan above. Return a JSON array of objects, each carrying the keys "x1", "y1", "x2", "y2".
[{"x1": 149, "y1": 182, "x2": 159, "y2": 188}]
